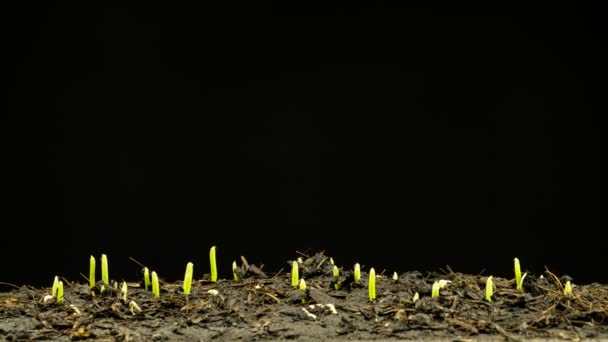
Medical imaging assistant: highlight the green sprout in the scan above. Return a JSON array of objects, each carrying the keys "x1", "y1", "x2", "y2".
[
  {"x1": 57, "y1": 281, "x2": 64, "y2": 303},
  {"x1": 354, "y1": 263, "x2": 361, "y2": 283},
  {"x1": 183, "y1": 262, "x2": 193, "y2": 295},
  {"x1": 291, "y1": 261, "x2": 299, "y2": 288},
  {"x1": 209, "y1": 246, "x2": 218, "y2": 282},
  {"x1": 232, "y1": 261, "x2": 239, "y2": 281},
  {"x1": 101, "y1": 254, "x2": 109, "y2": 285},
  {"x1": 564, "y1": 281, "x2": 573, "y2": 296},
  {"x1": 144, "y1": 267, "x2": 150, "y2": 291},
  {"x1": 329, "y1": 257, "x2": 334, "y2": 265},
  {"x1": 486, "y1": 276, "x2": 494, "y2": 302},
  {"x1": 121, "y1": 281, "x2": 128, "y2": 302},
  {"x1": 413, "y1": 292, "x2": 420, "y2": 303},
  {"x1": 431, "y1": 281, "x2": 440, "y2": 298},
  {"x1": 151, "y1": 271, "x2": 160, "y2": 299},
  {"x1": 368, "y1": 267, "x2": 376, "y2": 301},
  {"x1": 52, "y1": 276, "x2": 59, "y2": 298},
  {"x1": 392, "y1": 272, "x2": 398, "y2": 281},
  {"x1": 297, "y1": 257, "x2": 303, "y2": 264},
  {"x1": 514, "y1": 257, "x2": 524, "y2": 291},
  {"x1": 333, "y1": 265, "x2": 340, "y2": 290},
  {"x1": 299, "y1": 278, "x2": 306, "y2": 291},
  {"x1": 89, "y1": 256, "x2": 96, "y2": 289}
]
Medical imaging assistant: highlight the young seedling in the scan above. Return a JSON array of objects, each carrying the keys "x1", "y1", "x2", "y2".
[
  {"x1": 333, "y1": 265, "x2": 340, "y2": 290},
  {"x1": 413, "y1": 292, "x2": 420, "y2": 303},
  {"x1": 121, "y1": 282, "x2": 128, "y2": 302},
  {"x1": 392, "y1": 272, "x2": 398, "y2": 281},
  {"x1": 52, "y1": 276, "x2": 59, "y2": 298},
  {"x1": 354, "y1": 263, "x2": 361, "y2": 283},
  {"x1": 101, "y1": 254, "x2": 109, "y2": 285},
  {"x1": 486, "y1": 276, "x2": 494, "y2": 302},
  {"x1": 564, "y1": 281, "x2": 573, "y2": 296},
  {"x1": 151, "y1": 271, "x2": 160, "y2": 299},
  {"x1": 297, "y1": 257, "x2": 303, "y2": 264},
  {"x1": 329, "y1": 257, "x2": 334, "y2": 265},
  {"x1": 209, "y1": 246, "x2": 218, "y2": 282},
  {"x1": 86, "y1": 257, "x2": 94, "y2": 291},
  {"x1": 232, "y1": 261, "x2": 239, "y2": 281},
  {"x1": 291, "y1": 261, "x2": 299, "y2": 288},
  {"x1": 144, "y1": 267, "x2": 150, "y2": 291},
  {"x1": 299, "y1": 278, "x2": 306, "y2": 291},
  {"x1": 514, "y1": 257, "x2": 525, "y2": 291},
  {"x1": 57, "y1": 281, "x2": 64, "y2": 303},
  {"x1": 368, "y1": 268, "x2": 376, "y2": 301},
  {"x1": 183, "y1": 262, "x2": 194, "y2": 296},
  {"x1": 431, "y1": 281, "x2": 440, "y2": 298}
]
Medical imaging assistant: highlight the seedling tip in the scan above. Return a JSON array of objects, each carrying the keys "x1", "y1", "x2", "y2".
[
  {"x1": 291, "y1": 261, "x2": 299, "y2": 288},
  {"x1": 183, "y1": 262, "x2": 194, "y2": 295},
  {"x1": 101, "y1": 254, "x2": 109, "y2": 285},
  {"x1": 210, "y1": 246, "x2": 218, "y2": 282},
  {"x1": 151, "y1": 271, "x2": 160, "y2": 299},
  {"x1": 369, "y1": 268, "x2": 376, "y2": 301}
]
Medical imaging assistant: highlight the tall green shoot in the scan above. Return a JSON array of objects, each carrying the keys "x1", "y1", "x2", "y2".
[
  {"x1": 291, "y1": 261, "x2": 299, "y2": 288},
  {"x1": 89, "y1": 256, "x2": 96, "y2": 289},
  {"x1": 183, "y1": 262, "x2": 194, "y2": 295},
  {"x1": 101, "y1": 254, "x2": 109, "y2": 285},
  {"x1": 354, "y1": 263, "x2": 361, "y2": 283},
  {"x1": 144, "y1": 267, "x2": 150, "y2": 291},
  {"x1": 368, "y1": 267, "x2": 376, "y2": 301},
  {"x1": 209, "y1": 246, "x2": 218, "y2": 282},
  {"x1": 151, "y1": 271, "x2": 160, "y2": 299},
  {"x1": 232, "y1": 261, "x2": 239, "y2": 281},
  {"x1": 57, "y1": 281, "x2": 64, "y2": 303},
  {"x1": 514, "y1": 257, "x2": 523, "y2": 291}
]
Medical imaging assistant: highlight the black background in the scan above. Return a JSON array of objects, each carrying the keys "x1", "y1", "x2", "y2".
[{"x1": 10, "y1": 3, "x2": 604, "y2": 288}]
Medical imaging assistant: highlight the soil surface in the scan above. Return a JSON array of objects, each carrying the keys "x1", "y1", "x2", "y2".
[{"x1": 1, "y1": 252, "x2": 607, "y2": 341}]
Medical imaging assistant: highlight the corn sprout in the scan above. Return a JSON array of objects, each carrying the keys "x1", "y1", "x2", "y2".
[
  {"x1": 183, "y1": 262, "x2": 193, "y2": 295},
  {"x1": 514, "y1": 257, "x2": 524, "y2": 291},
  {"x1": 291, "y1": 261, "x2": 299, "y2": 288},
  {"x1": 232, "y1": 261, "x2": 239, "y2": 281},
  {"x1": 413, "y1": 292, "x2": 420, "y2": 303},
  {"x1": 89, "y1": 256, "x2": 96, "y2": 289},
  {"x1": 144, "y1": 267, "x2": 150, "y2": 291},
  {"x1": 101, "y1": 254, "x2": 109, "y2": 285},
  {"x1": 432, "y1": 281, "x2": 440, "y2": 298},
  {"x1": 52, "y1": 276, "x2": 59, "y2": 298},
  {"x1": 369, "y1": 268, "x2": 376, "y2": 301},
  {"x1": 152, "y1": 271, "x2": 160, "y2": 299},
  {"x1": 57, "y1": 281, "x2": 64, "y2": 303},
  {"x1": 209, "y1": 246, "x2": 218, "y2": 282},
  {"x1": 354, "y1": 263, "x2": 361, "y2": 283},
  {"x1": 121, "y1": 281, "x2": 128, "y2": 302},
  {"x1": 564, "y1": 281, "x2": 573, "y2": 296},
  {"x1": 486, "y1": 276, "x2": 494, "y2": 302}
]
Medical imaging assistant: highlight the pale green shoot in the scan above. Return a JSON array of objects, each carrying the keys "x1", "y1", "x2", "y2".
[
  {"x1": 564, "y1": 281, "x2": 573, "y2": 296},
  {"x1": 354, "y1": 263, "x2": 361, "y2": 283},
  {"x1": 291, "y1": 261, "x2": 299, "y2": 288},
  {"x1": 392, "y1": 272, "x2": 398, "y2": 281},
  {"x1": 333, "y1": 265, "x2": 340, "y2": 290},
  {"x1": 57, "y1": 281, "x2": 64, "y2": 303},
  {"x1": 486, "y1": 276, "x2": 494, "y2": 302},
  {"x1": 210, "y1": 246, "x2": 218, "y2": 282},
  {"x1": 299, "y1": 278, "x2": 306, "y2": 291},
  {"x1": 514, "y1": 257, "x2": 524, "y2": 291},
  {"x1": 431, "y1": 281, "x2": 440, "y2": 298},
  {"x1": 413, "y1": 292, "x2": 420, "y2": 303},
  {"x1": 144, "y1": 267, "x2": 150, "y2": 291},
  {"x1": 183, "y1": 262, "x2": 194, "y2": 295},
  {"x1": 329, "y1": 257, "x2": 334, "y2": 265},
  {"x1": 52, "y1": 276, "x2": 59, "y2": 298},
  {"x1": 89, "y1": 256, "x2": 96, "y2": 289},
  {"x1": 101, "y1": 254, "x2": 109, "y2": 285},
  {"x1": 151, "y1": 271, "x2": 160, "y2": 299},
  {"x1": 232, "y1": 261, "x2": 239, "y2": 281},
  {"x1": 368, "y1": 267, "x2": 376, "y2": 301},
  {"x1": 121, "y1": 282, "x2": 128, "y2": 302}
]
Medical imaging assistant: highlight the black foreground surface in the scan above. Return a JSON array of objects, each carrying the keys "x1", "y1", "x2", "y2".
[{"x1": 1, "y1": 252, "x2": 607, "y2": 341}]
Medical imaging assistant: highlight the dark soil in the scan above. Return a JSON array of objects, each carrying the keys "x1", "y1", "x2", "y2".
[{"x1": 1, "y1": 252, "x2": 607, "y2": 341}]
